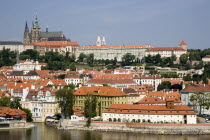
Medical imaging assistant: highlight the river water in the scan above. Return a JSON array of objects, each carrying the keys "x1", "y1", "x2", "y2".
[{"x1": 0, "y1": 123, "x2": 210, "y2": 140}]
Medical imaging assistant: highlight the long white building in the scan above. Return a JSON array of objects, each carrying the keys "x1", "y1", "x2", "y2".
[
  {"x1": 102, "y1": 101, "x2": 196, "y2": 124},
  {"x1": 76, "y1": 45, "x2": 151, "y2": 62},
  {"x1": 0, "y1": 41, "x2": 34, "y2": 52}
]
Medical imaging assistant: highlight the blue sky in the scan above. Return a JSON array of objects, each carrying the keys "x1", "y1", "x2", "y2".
[{"x1": 0, "y1": 0, "x2": 210, "y2": 49}]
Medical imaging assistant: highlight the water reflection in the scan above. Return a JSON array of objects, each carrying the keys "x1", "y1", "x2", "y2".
[{"x1": 0, "y1": 123, "x2": 209, "y2": 140}]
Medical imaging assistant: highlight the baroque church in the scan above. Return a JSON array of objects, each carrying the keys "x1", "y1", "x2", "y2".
[{"x1": 23, "y1": 16, "x2": 67, "y2": 44}]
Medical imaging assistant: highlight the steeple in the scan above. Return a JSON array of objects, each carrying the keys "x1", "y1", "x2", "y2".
[
  {"x1": 96, "y1": 36, "x2": 101, "y2": 46},
  {"x1": 34, "y1": 15, "x2": 40, "y2": 28},
  {"x1": 24, "y1": 21, "x2": 30, "y2": 44},
  {"x1": 101, "y1": 36, "x2": 106, "y2": 46}
]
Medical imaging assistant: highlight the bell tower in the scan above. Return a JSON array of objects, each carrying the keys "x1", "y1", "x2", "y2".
[{"x1": 31, "y1": 16, "x2": 41, "y2": 43}]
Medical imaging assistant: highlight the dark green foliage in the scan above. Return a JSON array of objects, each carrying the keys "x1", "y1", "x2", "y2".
[
  {"x1": 121, "y1": 53, "x2": 136, "y2": 66},
  {"x1": 157, "y1": 81, "x2": 172, "y2": 91},
  {"x1": 58, "y1": 74, "x2": 66, "y2": 79},
  {"x1": 56, "y1": 88, "x2": 75, "y2": 119},
  {"x1": 0, "y1": 96, "x2": 11, "y2": 107},
  {"x1": 170, "y1": 84, "x2": 182, "y2": 90},
  {"x1": 84, "y1": 94, "x2": 97, "y2": 127},
  {"x1": 10, "y1": 97, "x2": 22, "y2": 109},
  {"x1": 0, "y1": 48, "x2": 17, "y2": 67},
  {"x1": 20, "y1": 49, "x2": 39, "y2": 60},
  {"x1": 183, "y1": 74, "x2": 192, "y2": 81},
  {"x1": 22, "y1": 108, "x2": 33, "y2": 122}
]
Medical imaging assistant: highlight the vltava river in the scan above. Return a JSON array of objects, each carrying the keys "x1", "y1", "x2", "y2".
[{"x1": 0, "y1": 123, "x2": 210, "y2": 140}]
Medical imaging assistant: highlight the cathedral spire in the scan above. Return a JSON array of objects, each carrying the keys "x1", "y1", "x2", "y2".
[
  {"x1": 34, "y1": 15, "x2": 40, "y2": 28},
  {"x1": 96, "y1": 36, "x2": 101, "y2": 46},
  {"x1": 101, "y1": 36, "x2": 106, "y2": 46},
  {"x1": 25, "y1": 21, "x2": 28, "y2": 30}
]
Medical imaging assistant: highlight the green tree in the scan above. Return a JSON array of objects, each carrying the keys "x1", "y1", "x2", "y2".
[
  {"x1": 183, "y1": 74, "x2": 192, "y2": 81},
  {"x1": 56, "y1": 89, "x2": 75, "y2": 119},
  {"x1": 121, "y1": 53, "x2": 136, "y2": 66},
  {"x1": 58, "y1": 74, "x2": 66, "y2": 79},
  {"x1": 87, "y1": 53, "x2": 94, "y2": 66},
  {"x1": 20, "y1": 49, "x2": 39, "y2": 60},
  {"x1": 22, "y1": 108, "x2": 33, "y2": 122},
  {"x1": 78, "y1": 53, "x2": 87, "y2": 63},
  {"x1": 84, "y1": 94, "x2": 97, "y2": 127},
  {"x1": 0, "y1": 96, "x2": 11, "y2": 107},
  {"x1": 180, "y1": 54, "x2": 188, "y2": 65},
  {"x1": 190, "y1": 92, "x2": 206, "y2": 115},
  {"x1": 157, "y1": 81, "x2": 171, "y2": 91},
  {"x1": 10, "y1": 97, "x2": 22, "y2": 109}
]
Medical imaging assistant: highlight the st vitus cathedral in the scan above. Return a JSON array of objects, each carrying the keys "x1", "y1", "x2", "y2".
[{"x1": 23, "y1": 16, "x2": 67, "y2": 44}]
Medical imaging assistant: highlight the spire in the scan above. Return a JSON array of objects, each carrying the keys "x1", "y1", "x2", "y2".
[
  {"x1": 96, "y1": 36, "x2": 101, "y2": 46},
  {"x1": 101, "y1": 36, "x2": 106, "y2": 46},
  {"x1": 34, "y1": 15, "x2": 39, "y2": 28},
  {"x1": 25, "y1": 21, "x2": 28, "y2": 30},
  {"x1": 46, "y1": 24, "x2": 48, "y2": 32}
]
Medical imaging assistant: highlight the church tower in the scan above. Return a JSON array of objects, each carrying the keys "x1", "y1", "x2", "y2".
[
  {"x1": 101, "y1": 36, "x2": 106, "y2": 46},
  {"x1": 31, "y1": 16, "x2": 41, "y2": 43},
  {"x1": 23, "y1": 21, "x2": 30, "y2": 44},
  {"x1": 96, "y1": 36, "x2": 101, "y2": 46}
]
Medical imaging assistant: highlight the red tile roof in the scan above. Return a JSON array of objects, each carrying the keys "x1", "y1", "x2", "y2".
[
  {"x1": 133, "y1": 74, "x2": 161, "y2": 79},
  {"x1": 179, "y1": 40, "x2": 187, "y2": 46},
  {"x1": 34, "y1": 41, "x2": 79, "y2": 47},
  {"x1": 182, "y1": 85, "x2": 210, "y2": 92},
  {"x1": 103, "y1": 104, "x2": 195, "y2": 115},
  {"x1": 147, "y1": 47, "x2": 185, "y2": 51},
  {"x1": 79, "y1": 45, "x2": 152, "y2": 49},
  {"x1": 74, "y1": 86, "x2": 127, "y2": 97},
  {"x1": 87, "y1": 79, "x2": 136, "y2": 84}
]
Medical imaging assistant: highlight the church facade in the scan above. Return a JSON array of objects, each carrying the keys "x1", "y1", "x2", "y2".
[{"x1": 23, "y1": 16, "x2": 66, "y2": 44}]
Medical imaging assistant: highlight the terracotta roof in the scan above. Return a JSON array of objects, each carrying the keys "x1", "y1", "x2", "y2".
[
  {"x1": 162, "y1": 78, "x2": 183, "y2": 85},
  {"x1": 87, "y1": 79, "x2": 136, "y2": 85},
  {"x1": 79, "y1": 45, "x2": 152, "y2": 49},
  {"x1": 181, "y1": 85, "x2": 210, "y2": 92},
  {"x1": 73, "y1": 107, "x2": 84, "y2": 117},
  {"x1": 133, "y1": 74, "x2": 161, "y2": 79},
  {"x1": 0, "y1": 107, "x2": 26, "y2": 117},
  {"x1": 147, "y1": 47, "x2": 185, "y2": 51},
  {"x1": 103, "y1": 104, "x2": 195, "y2": 115},
  {"x1": 137, "y1": 97, "x2": 181, "y2": 104},
  {"x1": 179, "y1": 40, "x2": 187, "y2": 46},
  {"x1": 74, "y1": 86, "x2": 127, "y2": 97},
  {"x1": 34, "y1": 41, "x2": 79, "y2": 47}
]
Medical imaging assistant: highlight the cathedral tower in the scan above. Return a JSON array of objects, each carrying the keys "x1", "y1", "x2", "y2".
[
  {"x1": 96, "y1": 36, "x2": 101, "y2": 46},
  {"x1": 23, "y1": 21, "x2": 30, "y2": 44},
  {"x1": 31, "y1": 16, "x2": 41, "y2": 43},
  {"x1": 101, "y1": 36, "x2": 106, "y2": 46}
]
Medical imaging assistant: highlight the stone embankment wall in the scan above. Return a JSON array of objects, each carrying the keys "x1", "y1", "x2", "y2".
[{"x1": 58, "y1": 119, "x2": 210, "y2": 135}]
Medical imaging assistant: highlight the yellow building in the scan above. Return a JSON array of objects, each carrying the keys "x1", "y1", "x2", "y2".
[
  {"x1": 74, "y1": 86, "x2": 128, "y2": 116},
  {"x1": 42, "y1": 102, "x2": 60, "y2": 122}
]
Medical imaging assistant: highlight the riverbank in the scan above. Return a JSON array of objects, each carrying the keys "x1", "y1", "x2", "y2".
[
  {"x1": 0, "y1": 122, "x2": 36, "y2": 130},
  {"x1": 57, "y1": 120, "x2": 210, "y2": 135}
]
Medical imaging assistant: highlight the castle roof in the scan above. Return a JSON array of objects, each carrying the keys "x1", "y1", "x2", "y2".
[
  {"x1": 40, "y1": 32, "x2": 64, "y2": 38},
  {"x1": 0, "y1": 41, "x2": 23, "y2": 45}
]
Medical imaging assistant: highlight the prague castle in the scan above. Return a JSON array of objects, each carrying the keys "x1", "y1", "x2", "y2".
[{"x1": 23, "y1": 16, "x2": 66, "y2": 44}]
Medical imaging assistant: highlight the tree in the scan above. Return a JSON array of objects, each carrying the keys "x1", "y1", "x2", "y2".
[
  {"x1": 87, "y1": 53, "x2": 94, "y2": 67},
  {"x1": 157, "y1": 81, "x2": 171, "y2": 91},
  {"x1": 170, "y1": 84, "x2": 182, "y2": 91},
  {"x1": 56, "y1": 89, "x2": 75, "y2": 119},
  {"x1": 10, "y1": 97, "x2": 22, "y2": 109},
  {"x1": 78, "y1": 53, "x2": 87, "y2": 63},
  {"x1": 84, "y1": 94, "x2": 97, "y2": 127},
  {"x1": 190, "y1": 92, "x2": 206, "y2": 115},
  {"x1": 22, "y1": 108, "x2": 33, "y2": 122},
  {"x1": 121, "y1": 53, "x2": 136, "y2": 66},
  {"x1": 183, "y1": 74, "x2": 192, "y2": 81},
  {"x1": 20, "y1": 49, "x2": 39, "y2": 60},
  {"x1": 58, "y1": 74, "x2": 66, "y2": 79},
  {"x1": 0, "y1": 96, "x2": 11, "y2": 107},
  {"x1": 180, "y1": 54, "x2": 188, "y2": 65}
]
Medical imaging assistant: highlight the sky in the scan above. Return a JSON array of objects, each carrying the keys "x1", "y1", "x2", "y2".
[{"x1": 0, "y1": 0, "x2": 210, "y2": 49}]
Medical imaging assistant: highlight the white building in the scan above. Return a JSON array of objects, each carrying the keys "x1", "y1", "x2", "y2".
[
  {"x1": 202, "y1": 55, "x2": 210, "y2": 64},
  {"x1": 133, "y1": 75, "x2": 162, "y2": 91},
  {"x1": 102, "y1": 102, "x2": 196, "y2": 124},
  {"x1": 14, "y1": 60, "x2": 47, "y2": 71},
  {"x1": 76, "y1": 45, "x2": 151, "y2": 62},
  {"x1": 7, "y1": 71, "x2": 40, "y2": 79},
  {"x1": 0, "y1": 41, "x2": 34, "y2": 53},
  {"x1": 145, "y1": 40, "x2": 187, "y2": 58}
]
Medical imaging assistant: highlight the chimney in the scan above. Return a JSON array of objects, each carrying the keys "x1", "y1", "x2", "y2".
[{"x1": 166, "y1": 100, "x2": 174, "y2": 109}]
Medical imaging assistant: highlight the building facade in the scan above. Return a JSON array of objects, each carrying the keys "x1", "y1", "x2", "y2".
[{"x1": 102, "y1": 102, "x2": 196, "y2": 124}]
